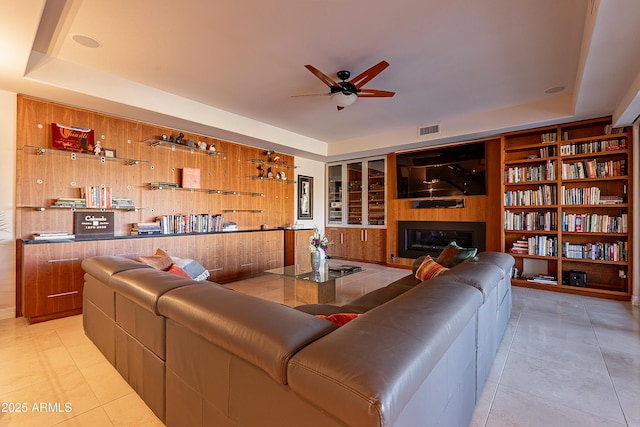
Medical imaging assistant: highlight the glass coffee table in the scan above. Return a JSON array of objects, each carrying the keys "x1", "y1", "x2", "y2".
[{"x1": 265, "y1": 263, "x2": 363, "y2": 304}]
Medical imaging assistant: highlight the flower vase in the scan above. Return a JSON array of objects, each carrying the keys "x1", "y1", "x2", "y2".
[{"x1": 311, "y1": 250, "x2": 321, "y2": 271}]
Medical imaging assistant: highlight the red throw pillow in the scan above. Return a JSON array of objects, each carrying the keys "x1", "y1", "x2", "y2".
[
  {"x1": 167, "y1": 264, "x2": 191, "y2": 278},
  {"x1": 415, "y1": 255, "x2": 449, "y2": 281},
  {"x1": 316, "y1": 313, "x2": 359, "y2": 327}
]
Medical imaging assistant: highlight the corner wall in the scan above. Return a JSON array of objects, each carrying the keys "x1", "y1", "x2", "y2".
[
  {"x1": 293, "y1": 156, "x2": 326, "y2": 232},
  {"x1": 0, "y1": 90, "x2": 17, "y2": 319}
]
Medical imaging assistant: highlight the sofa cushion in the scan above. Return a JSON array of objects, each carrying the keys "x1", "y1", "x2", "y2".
[
  {"x1": 109, "y1": 268, "x2": 197, "y2": 314},
  {"x1": 440, "y1": 261, "x2": 503, "y2": 302},
  {"x1": 138, "y1": 248, "x2": 173, "y2": 271},
  {"x1": 158, "y1": 284, "x2": 338, "y2": 385},
  {"x1": 436, "y1": 242, "x2": 478, "y2": 268},
  {"x1": 415, "y1": 256, "x2": 449, "y2": 281},
  {"x1": 82, "y1": 255, "x2": 152, "y2": 284},
  {"x1": 342, "y1": 286, "x2": 408, "y2": 314}
]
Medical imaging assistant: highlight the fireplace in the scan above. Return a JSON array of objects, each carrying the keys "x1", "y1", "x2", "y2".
[{"x1": 398, "y1": 221, "x2": 486, "y2": 259}]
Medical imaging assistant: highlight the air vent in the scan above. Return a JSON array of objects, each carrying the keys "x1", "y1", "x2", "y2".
[{"x1": 418, "y1": 124, "x2": 440, "y2": 137}]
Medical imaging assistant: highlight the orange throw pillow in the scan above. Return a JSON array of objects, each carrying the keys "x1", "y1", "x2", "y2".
[
  {"x1": 415, "y1": 255, "x2": 449, "y2": 281},
  {"x1": 138, "y1": 248, "x2": 173, "y2": 271}
]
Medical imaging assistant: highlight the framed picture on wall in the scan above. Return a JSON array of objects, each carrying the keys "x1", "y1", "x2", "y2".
[{"x1": 297, "y1": 175, "x2": 313, "y2": 219}]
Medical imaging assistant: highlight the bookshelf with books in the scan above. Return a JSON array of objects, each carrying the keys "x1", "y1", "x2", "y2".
[{"x1": 501, "y1": 117, "x2": 632, "y2": 299}]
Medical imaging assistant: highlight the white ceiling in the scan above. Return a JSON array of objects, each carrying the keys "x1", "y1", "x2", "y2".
[{"x1": 2, "y1": 0, "x2": 640, "y2": 161}]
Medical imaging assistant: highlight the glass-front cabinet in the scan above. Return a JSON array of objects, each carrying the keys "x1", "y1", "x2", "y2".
[{"x1": 326, "y1": 156, "x2": 386, "y2": 227}]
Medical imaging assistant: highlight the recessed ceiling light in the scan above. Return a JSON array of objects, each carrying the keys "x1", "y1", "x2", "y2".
[
  {"x1": 544, "y1": 86, "x2": 565, "y2": 94},
  {"x1": 71, "y1": 34, "x2": 102, "y2": 48}
]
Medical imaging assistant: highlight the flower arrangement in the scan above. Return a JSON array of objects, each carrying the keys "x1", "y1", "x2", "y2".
[{"x1": 309, "y1": 228, "x2": 331, "y2": 253}]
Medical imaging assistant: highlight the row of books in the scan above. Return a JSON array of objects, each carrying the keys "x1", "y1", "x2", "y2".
[
  {"x1": 525, "y1": 275, "x2": 557, "y2": 285},
  {"x1": 541, "y1": 132, "x2": 558, "y2": 143},
  {"x1": 504, "y1": 160, "x2": 555, "y2": 183},
  {"x1": 156, "y1": 213, "x2": 225, "y2": 235},
  {"x1": 52, "y1": 198, "x2": 86, "y2": 208},
  {"x1": 561, "y1": 213, "x2": 628, "y2": 233},
  {"x1": 80, "y1": 186, "x2": 113, "y2": 209},
  {"x1": 539, "y1": 145, "x2": 557, "y2": 158},
  {"x1": 561, "y1": 158, "x2": 626, "y2": 180},
  {"x1": 559, "y1": 138, "x2": 626, "y2": 156},
  {"x1": 510, "y1": 236, "x2": 558, "y2": 257},
  {"x1": 504, "y1": 210, "x2": 557, "y2": 231},
  {"x1": 504, "y1": 185, "x2": 557, "y2": 206},
  {"x1": 560, "y1": 186, "x2": 623, "y2": 205},
  {"x1": 563, "y1": 241, "x2": 627, "y2": 262},
  {"x1": 131, "y1": 222, "x2": 162, "y2": 235},
  {"x1": 52, "y1": 196, "x2": 135, "y2": 210}
]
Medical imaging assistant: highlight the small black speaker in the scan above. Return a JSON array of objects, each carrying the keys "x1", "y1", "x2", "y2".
[
  {"x1": 568, "y1": 270, "x2": 587, "y2": 287},
  {"x1": 413, "y1": 199, "x2": 465, "y2": 209}
]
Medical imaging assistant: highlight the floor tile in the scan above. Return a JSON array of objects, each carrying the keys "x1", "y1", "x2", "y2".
[{"x1": 487, "y1": 384, "x2": 626, "y2": 427}]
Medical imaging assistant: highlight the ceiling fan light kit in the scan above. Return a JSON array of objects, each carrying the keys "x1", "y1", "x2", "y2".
[
  {"x1": 331, "y1": 92, "x2": 358, "y2": 107},
  {"x1": 301, "y1": 60, "x2": 395, "y2": 110}
]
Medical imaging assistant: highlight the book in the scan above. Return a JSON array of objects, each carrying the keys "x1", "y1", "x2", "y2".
[{"x1": 181, "y1": 167, "x2": 201, "y2": 189}]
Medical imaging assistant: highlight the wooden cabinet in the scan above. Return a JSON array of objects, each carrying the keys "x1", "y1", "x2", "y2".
[
  {"x1": 326, "y1": 156, "x2": 386, "y2": 227},
  {"x1": 19, "y1": 240, "x2": 97, "y2": 323},
  {"x1": 325, "y1": 227, "x2": 386, "y2": 263},
  {"x1": 17, "y1": 230, "x2": 286, "y2": 322},
  {"x1": 502, "y1": 117, "x2": 632, "y2": 299},
  {"x1": 284, "y1": 229, "x2": 314, "y2": 269}
]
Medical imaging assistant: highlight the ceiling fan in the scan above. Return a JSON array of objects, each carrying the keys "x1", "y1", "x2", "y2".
[{"x1": 300, "y1": 60, "x2": 395, "y2": 110}]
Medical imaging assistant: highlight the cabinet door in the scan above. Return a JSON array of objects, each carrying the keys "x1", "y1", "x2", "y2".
[
  {"x1": 325, "y1": 228, "x2": 348, "y2": 258},
  {"x1": 362, "y1": 228, "x2": 387, "y2": 263},
  {"x1": 367, "y1": 158, "x2": 386, "y2": 226},
  {"x1": 327, "y1": 164, "x2": 344, "y2": 224},
  {"x1": 22, "y1": 241, "x2": 96, "y2": 321},
  {"x1": 347, "y1": 162, "x2": 363, "y2": 225}
]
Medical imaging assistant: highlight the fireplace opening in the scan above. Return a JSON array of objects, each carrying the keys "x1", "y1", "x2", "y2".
[{"x1": 398, "y1": 221, "x2": 486, "y2": 259}]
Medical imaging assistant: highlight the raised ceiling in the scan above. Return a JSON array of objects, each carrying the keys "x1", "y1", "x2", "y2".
[{"x1": 1, "y1": 0, "x2": 640, "y2": 160}]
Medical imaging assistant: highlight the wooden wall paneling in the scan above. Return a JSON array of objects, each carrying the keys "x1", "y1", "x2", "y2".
[
  {"x1": 196, "y1": 234, "x2": 226, "y2": 283},
  {"x1": 153, "y1": 235, "x2": 197, "y2": 259},
  {"x1": 99, "y1": 237, "x2": 154, "y2": 260},
  {"x1": 16, "y1": 96, "x2": 49, "y2": 149},
  {"x1": 385, "y1": 138, "x2": 502, "y2": 267}
]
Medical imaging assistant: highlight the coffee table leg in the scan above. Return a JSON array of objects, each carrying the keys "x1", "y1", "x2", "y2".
[{"x1": 295, "y1": 278, "x2": 336, "y2": 304}]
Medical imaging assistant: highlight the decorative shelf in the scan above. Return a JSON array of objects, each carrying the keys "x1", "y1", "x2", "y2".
[
  {"x1": 145, "y1": 139, "x2": 224, "y2": 156},
  {"x1": 249, "y1": 176, "x2": 295, "y2": 184},
  {"x1": 20, "y1": 205, "x2": 142, "y2": 212},
  {"x1": 221, "y1": 209, "x2": 264, "y2": 214},
  {"x1": 249, "y1": 159, "x2": 297, "y2": 170},
  {"x1": 148, "y1": 184, "x2": 263, "y2": 197},
  {"x1": 24, "y1": 145, "x2": 145, "y2": 166}
]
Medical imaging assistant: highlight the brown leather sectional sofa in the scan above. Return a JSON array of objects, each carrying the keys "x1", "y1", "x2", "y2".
[{"x1": 82, "y1": 251, "x2": 513, "y2": 427}]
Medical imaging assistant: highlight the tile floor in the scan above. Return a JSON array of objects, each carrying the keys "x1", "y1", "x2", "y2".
[{"x1": 0, "y1": 261, "x2": 638, "y2": 426}]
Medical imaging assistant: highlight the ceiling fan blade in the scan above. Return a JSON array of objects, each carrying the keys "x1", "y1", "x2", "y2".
[
  {"x1": 304, "y1": 65, "x2": 341, "y2": 89},
  {"x1": 349, "y1": 60, "x2": 390, "y2": 89},
  {"x1": 357, "y1": 88, "x2": 395, "y2": 98}
]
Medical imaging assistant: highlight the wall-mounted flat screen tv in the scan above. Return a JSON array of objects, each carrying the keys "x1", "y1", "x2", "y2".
[{"x1": 396, "y1": 141, "x2": 486, "y2": 199}]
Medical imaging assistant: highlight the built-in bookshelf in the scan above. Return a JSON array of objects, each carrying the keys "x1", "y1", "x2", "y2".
[{"x1": 501, "y1": 117, "x2": 632, "y2": 299}]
